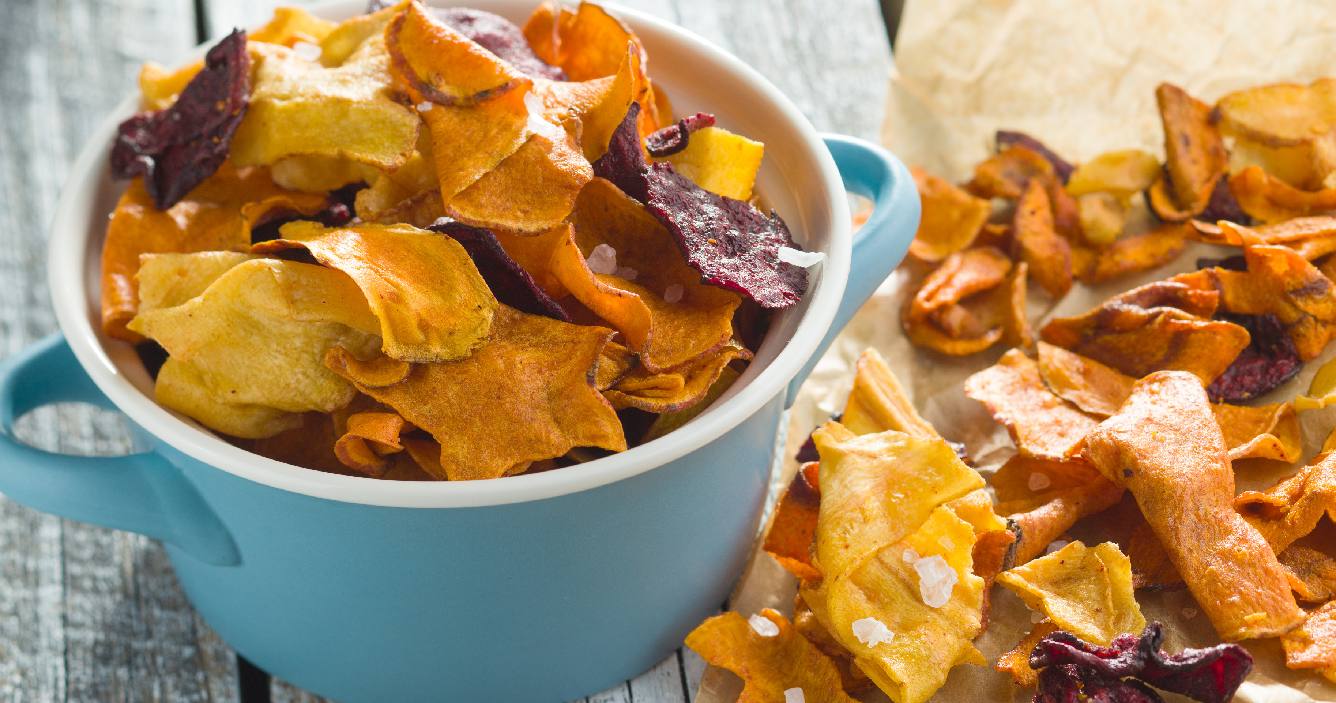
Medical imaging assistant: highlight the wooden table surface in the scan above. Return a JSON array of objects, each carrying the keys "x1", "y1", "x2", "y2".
[{"x1": 0, "y1": 1, "x2": 893, "y2": 700}]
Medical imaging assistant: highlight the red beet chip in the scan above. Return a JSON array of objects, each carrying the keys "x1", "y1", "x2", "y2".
[
  {"x1": 426, "y1": 218, "x2": 570, "y2": 322},
  {"x1": 111, "y1": 29, "x2": 250, "y2": 210},
  {"x1": 645, "y1": 113, "x2": 717, "y2": 157},
  {"x1": 594, "y1": 102, "x2": 809, "y2": 309},
  {"x1": 1199, "y1": 176, "x2": 1250, "y2": 225},
  {"x1": 250, "y1": 183, "x2": 365, "y2": 244},
  {"x1": 437, "y1": 7, "x2": 566, "y2": 80},
  {"x1": 996, "y1": 130, "x2": 1075, "y2": 184},
  {"x1": 1205, "y1": 313, "x2": 1302, "y2": 402},
  {"x1": 1134, "y1": 627, "x2": 1253, "y2": 703}
]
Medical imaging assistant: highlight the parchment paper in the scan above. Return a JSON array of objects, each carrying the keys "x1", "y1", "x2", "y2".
[{"x1": 697, "y1": 1, "x2": 1336, "y2": 700}]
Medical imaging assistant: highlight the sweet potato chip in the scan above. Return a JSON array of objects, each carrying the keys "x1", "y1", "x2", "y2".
[
  {"x1": 908, "y1": 247, "x2": 1011, "y2": 320},
  {"x1": 1008, "y1": 475, "x2": 1125, "y2": 567},
  {"x1": 231, "y1": 37, "x2": 419, "y2": 171},
  {"x1": 991, "y1": 453, "x2": 1108, "y2": 515},
  {"x1": 969, "y1": 145, "x2": 1055, "y2": 200},
  {"x1": 1156, "y1": 83, "x2": 1227, "y2": 218},
  {"x1": 1035, "y1": 342, "x2": 1134, "y2": 418},
  {"x1": 1066, "y1": 149, "x2": 1161, "y2": 199},
  {"x1": 641, "y1": 366, "x2": 740, "y2": 442},
  {"x1": 996, "y1": 620, "x2": 1059, "y2": 688},
  {"x1": 1085, "y1": 371, "x2": 1303, "y2": 640},
  {"x1": 254, "y1": 221, "x2": 498, "y2": 363},
  {"x1": 1280, "y1": 545, "x2": 1336, "y2": 604},
  {"x1": 997, "y1": 541, "x2": 1146, "y2": 645},
  {"x1": 1280, "y1": 601, "x2": 1336, "y2": 682},
  {"x1": 1014, "y1": 180, "x2": 1072, "y2": 297},
  {"x1": 1236, "y1": 451, "x2": 1336, "y2": 554},
  {"x1": 129, "y1": 259, "x2": 381, "y2": 438},
  {"x1": 387, "y1": 1, "x2": 526, "y2": 105},
  {"x1": 448, "y1": 126, "x2": 593, "y2": 232},
  {"x1": 763, "y1": 462, "x2": 822, "y2": 581},
  {"x1": 603, "y1": 341, "x2": 748, "y2": 412},
  {"x1": 684, "y1": 609, "x2": 857, "y2": 703},
  {"x1": 963, "y1": 349, "x2": 1098, "y2": 461},
  {"x1": 1193, "y1": 215, "x2": 1336, "y2": 249},
  {"x1": 902, "y1": 247, "x2": 1012, "y2": 355},
  {"x1": 1076, "y1": 223, "x2": 1188, "y2": 285},
  {"x1": 333, "y1": 410, "x2": 410, "y2": 477},
  {"x1": 326, "y1": 306, "x2": 625, "y2": 480},
  {"x1": 909, "y1": 167, "x2": 989, "y2": 262},
  {"x1": 101, "y1": 165, "x2": 328, "y2": 341},
  {"x1": 1230, "y1": 165, "x2": 1336, "y2": 224}
]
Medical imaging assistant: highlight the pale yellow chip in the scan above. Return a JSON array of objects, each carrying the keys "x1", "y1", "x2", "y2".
[
  {"x1": 255, "y1": 221, "x2": 498, "y2": 363},
  {"x1": 1065, "y1": 149, "x2": 1161, "y2": 199},
  {"x1": 128, "y1": 259, "x2": 381, "y2": 437},
  {"x1": 270, "y1": 154, "x2": 381, "y2": 193},
  {"x1": 135, "y1": 252, "x2": 257, "y2": 315},
  {"x1": 154, "y1": 357, "x2": 304, "y2": 439},
  {"x1": 997, "y1": 540, "x2": 1146, "y2": 645},
  {"x1": 658, "y1": 126, "x2": 764, "y2": 202},
  {"x1": 841, "y1": 348, "x2": 940, "y2": 439},
  {"x1": 231, "y1": 37, "x2": 419, "y2": 171}
]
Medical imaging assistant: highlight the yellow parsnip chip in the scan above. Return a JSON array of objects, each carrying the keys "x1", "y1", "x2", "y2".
[
  {"x1": 255, "y1": 221, "x2": 498, "y2": 363},
  {"x1": 684, "y1": 609, "x2": 858, "y2": 703},
  {"x1": 997, "y1": 540, "x2": 1146, "y2": 645},
  {"x1": 135, "y1": 252, "x2": 257, "y2": 314},
  {"x1": 841, "y1": 348, "x2": 939, "y2": 439},
  {"x1": 660, "y1": 126, "x2": 764, "y2": 201},
  {"x1": 1065, "y1": 149, "x2": 1161, "y2": 199}
]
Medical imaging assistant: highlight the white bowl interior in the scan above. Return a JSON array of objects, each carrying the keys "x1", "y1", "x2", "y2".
[{"x1": 53, "y1": 0, "x2": 851, "y2": 507}]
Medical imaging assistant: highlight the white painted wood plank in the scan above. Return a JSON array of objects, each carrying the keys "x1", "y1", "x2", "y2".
[
  {"x1": 628, "y1": 654, "x2": 689, "y2": 703},
  {"x1": 586, "y1": 681, "x2": 633, "y2": 703}
]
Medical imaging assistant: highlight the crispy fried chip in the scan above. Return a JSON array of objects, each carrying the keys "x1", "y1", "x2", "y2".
[
  {"x1": 1156, "y1": 83, "x2": 1227, "y2": 218},
  {"x1": 1035, "y1": 342, "x2": 1135, "y2": 418},
  {"x1": 254, "y1": 221, "x2": 498, "y2": 363},
  {"x1": 996, "y1": 620, "x2": 1060, "y2": 688},
  {"x1": 902, "y1": 247, "x2": 1012, "y2": 355},
  {"x1": 997, "y1": 541, "x2": 1146, "y2": 645},
  {"x1": 248, "y1": 408, "x2": 434, "y2": 480},
  {"x1": 970, "y1": 145, "x2": 1055, "y2": 200},
  {"x1": 135, "y1": 251, "x2": 257, "y2": 314},
  {"x1": 333, "y1": 410, "x2": 410, "y2": 477},
  {"x1": 1230, "y1": 165, "x2": 1336, "y2": 224},
  {"x1": 908, "y1": 247, "x2": 1011, "y2": 320},
  {"x1": 1085, "y1": 371, "x2": 1303, "y2": 640},
  {"x1": 1014, "y1": 180, "x2": 1072, "y2": 297},
  {"x1": 641, "y1": 365, "x2": 740, "y2": 441},
  {"x1": 684, "y1": 609, "x2": 858, "y2": 703},
  {"x1": 1280, "y1": 545, "x2": 1336, "y2": 604},
  {"x1": 1199, "y1": 243, "x2": 1336, "y2": 361},
  {"x1": 1074, "y1": 192, "x2": 1126, "y2": 247},
  {"x1": 231, "y1": 36, "x2": 419, "y2": 171},
  {"x1": 128, "y1": 259, "x2": 381, "y2": 438},
  {"x1": 101, "y1": 164, "x2": 328, "y2": 341},
  {"x1": 1281, "y1": 601, "x2": 1336, "y2": 682},
  {"x1": 991, "y1": 453, "x2": 1108, "y2": 515},
  {"x1": 1217, "y1": 78, "x2": 1336, "y2": 147},
  {"x1": 448, "y1": 126, "x2": 593, "y2": 231},
  {"x1": 387, "y1": 1, "x2": 526, "y2": 105},
  {"x1": 325, "y1": 306, "x2": 625, "y2": 480},
  {"x1": 763, "y1": 461, "x2": 822, "y2": 581},
  {"x1": 1066, "y1": 149, "x2": 1161, "y2": 199},
  {"x1": 603, "y1": 341, "x2": 748, "y2": 412},
  {"x1": 659, "y1": 125, "x2": 764, "y2": 202},
  {"x1": 1236, "y1": 451, "x2": 1336, "y2": 554},
  {"x1": 1076, "y1": 223, "x2": 1188, "y2": 284},
  {"x1": 909, "y1": 167, "x2": 989, "y2": 262},
  {"x1": 841, "y1": 348, "x2": 939, "y2": 439},
  {"x1": 964, "y1": 349, "x2": 1098, "y2": 461},
  {"x1": 1039, "y1": 279, "x2": 1247, "y2": 383},
  {"x1": 1008, "y1": 474, "x2": 1125, "y2": 567}
]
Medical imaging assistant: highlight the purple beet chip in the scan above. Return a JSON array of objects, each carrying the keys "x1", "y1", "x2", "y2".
[
  {"x1": 1205, "y1": 313, "x2": 1302, "y2": 402},
  {"x1": 594, "y1": 102, "x2": 809, "y2": 309},
  {"x1": 1199, "y1": 176, "x2": 1250, "y2": 225},
  {"x1": 645, "y1": 113, "x2": 717, "y2": 157},
  {"x1": 427, "y1": 218, "x2": 570, "y2": 322},
  {"x1": 997, "y1": 130, "x2": 1075, "y2": 184},
  {"x1": 436, "y1": 7, "x2": 566, "y2": 81},
  {"x1": 111, "y1": 29, "x2": 250, "y2": 210}
]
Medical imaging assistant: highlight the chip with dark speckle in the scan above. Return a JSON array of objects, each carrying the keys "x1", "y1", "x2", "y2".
[{"x1": 436, "y1": 7, "x2": 566, "y2": 80}]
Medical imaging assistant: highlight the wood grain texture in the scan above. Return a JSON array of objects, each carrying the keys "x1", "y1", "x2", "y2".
[{"x1": 0, "y1": 0, "x2": 893, "y2": 700}]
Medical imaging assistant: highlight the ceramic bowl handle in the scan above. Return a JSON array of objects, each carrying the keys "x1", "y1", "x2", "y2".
[
  {"x1": 785, "y1": 134, "x2": 920, "y2": 407},
  {"x1": 0, "y1": 334, "x2": 239, "y2": 565}
]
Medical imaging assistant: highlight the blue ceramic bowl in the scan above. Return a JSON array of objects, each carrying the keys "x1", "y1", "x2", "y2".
[{"x1": 0, "y1": 1, "x2": 919, "y2": 699}]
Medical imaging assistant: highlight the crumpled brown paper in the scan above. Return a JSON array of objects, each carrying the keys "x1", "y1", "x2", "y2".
[{"x1": 696, "y1": 1, "x2": 1336, "y2": 700}]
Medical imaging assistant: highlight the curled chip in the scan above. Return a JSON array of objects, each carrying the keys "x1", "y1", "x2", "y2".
[
  {"x1": 435, "y1": 7, "x2": 565, "y2": 80},
  {"x1": 1279, "y1": 546, "x2": 1336, "y2": 604},
  {"x1": 763, "y1": 461, "x2": 822, "y2": 581},
  {"x1": 603, "y1": 341, "x2": 749, "y2": 413},
  {"x1": 969, "y1": 144, "x2": 1056, "y2": 200},
  {"x1": 128, "y1": 259, "x2": 381, "y2": 438},
  {"x1": 594, "y1": 102, "x2": 808, "y2": 309},
  {"x1": 1085, "y1": 371, "x2": 1303, "y2": 640},
  {"x1": 908, "y1": 247, "x2": 1011, "y2": 319},
  {"x1": 963, "y1": 349, "x2": 1097, "y2": 461},
  {"x1": 333, "y1": 411, "x2": 410, "y2": 477},
  {"x1": 1039, "y1": 279, "x2": 1248, "y2": 384},
  {"x1": 254, "y1": 221, "x2": 498, "y2": 363},
  {"x1": 996, "y1": 620, "x2": 1059, "y2": 688},
  {"x1": 684, "y1": 609, "x2": 857, "y2": 703},
  {"x1": 1007, "y1": 473, "x2": 1125, "y2": 567},
  {"x1": 1074, "y1": 192, "x2": 1126, "y2": 247},
  {"x1": 1013, "y1": 179, "x2": 1072, "y2": 297},
  {"x1": 1035, "y1": 342, "x2": 1134, "y2": 418},
  {"x1": 1199, "y1": 243, "x2": 1336, "y2": 360},
  {"x1": 641, "y1": 366, "x2": 740, "y2": 442},
  {"x1": 1282, "y1": 601, "x2": 1336, "y2": 683},
  {"x1": 101, "y1": 164, "x2": 329, "y2": 341},
  {"x1": 387, "y1": 1, "x2": 526, "y2": 105},
  {"x1": 1075, "y1": 223, "x2": 1187, "y2": 284},
  {"x1": 902, "y1": 247, "x2": 1014, "y2": 356},
  {"x1": 1230, "y1": 165, "x2": 1336, "y2": 224},
  {"x1": 997, "y1": 541, "x2": 1145, "y2": 645},
  {"x1": 426, "y1": 218, "x2": 568, "y2": 321},
  {"x1": 1066, "y1": 149, "x2": 1161, "y2": 199},
  {"x1": 995, "y1": 130, "x2": 1074, "y2": 183},
  {"x1": 909, "y1": 167, "x2": 989, "y2": 262},
  {"x1": 111, "y1": 30, "x2": 250, "y2": 209},
  {"x1": 326, "y1": 306, "x2": 626, "y2": 481},
  {"x1": 1235, "y1": 450, "x2": 1336, "y2": 554},
  {"x1": 644, "y1": 112, "x2": 715, "y2": 157},
  {"x1": 1154, "y1": 83, "x2": 1227, "y2": 218}
]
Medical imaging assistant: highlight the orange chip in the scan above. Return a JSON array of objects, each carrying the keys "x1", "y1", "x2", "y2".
[
  {"x1": 902, "y1": 247, "x2": 1012, "y2": 356},
  {"x1": 447, "y1": 128, "x2": 593, "y2": 232},
  {"x1": 250, "y1": 409, "x2": 434, "y2": 481},
  {"x1": 1280, "y1": 545, "x2": 1336, "y2": 604},
  {"x1": 996, "y1": 620, "x2": 1059, "y2": 688},
  {"x1": 1014, "y1": 179, "x2": 1072, "y2": 297},
  {"x1": 684, "y1": 609, "x2": 858, "y2": 703},
  {"x1": 1230, "y1": 165, "x2": 1336, "y2": 224},
  {"x1": 991, "y1": 453, "x2": 1108, "y2": 516},
  {"x1": 909, "y1": 167, "x2": 989, "y2": 262},
  {"x1": 1200, "y1": 243, "x2": 1336, "y2": 360},
  {"x1": 1085, "y1": 370, "x2": 1303, "y2": 640},
  {"x1": 1192, "y1": 216, "x2": 1336, "y2": 248},
  {"x1": 963, "y1": 349, "x2": 1098, "y2": 461},
  {"x1": 1281, "y1": 601, "x2": 1336, "y2": 681},
  {"x1": 333, "y1": 411, "x2": 410, "y2": 477},
  {"x1": 1076, "y1": 223, "x2": 1188, "y2": 285},
  {"x1": 255, "y1": 221, "x2": 499, "y2": 363},
  {"x1": 1007, "y1": 475, "x2": 1125, "y2": 567},
  {"x1": 1216, "y1": 401, "x2": 1303, "y2": 464},
  {"x1": 1156, "y1": 83, "x2": 1227, "y2": 218},
  {"x1": 593, "y1": 340, "x2": 636, "y2": 391},
  {"x1": 1035, "y1": 342, "x2": 1135, "y2": 418},
  {"x1": 604, "y1": 341, "x2": 749, "y2": 413},
  {"x1": 326, "y1": 306, "x2": 626, "y2": 481},
  {"x1": 763, "y1": 462, "x2": 822, "y2": 581},
  {"x1": 101, "y1": 165, "x2": 327, "y2": 341},
  {"x1": 969, "y1": 145, "x2": 1056, "y2": 200},
  {"x1": 908, "y1": 247, "x2": 1012, "y2": 320},
  {"x1": 1236, "y1": 451, "x2": 1336, "y2": 554},
  {"x1": 387, "y1": 1, "x2": 526, "y2": 105}
]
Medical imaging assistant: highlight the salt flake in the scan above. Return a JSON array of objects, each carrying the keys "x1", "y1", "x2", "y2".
[
  {"x1": 777, "y1": 246, "x2": 825, "y2": 268},
  {"x1": 292, "y1": 41, "x2": 322, "y2": 62},
  {"x1": 1028, "y1": 472, "x2": 1052, "y2": 491},
  {"x1": 747, "y1": 613, "x2": 779, "y2": 638},
  {"x1": 913, "y1": 555, "x2": 957, "y2": 608},
  {"x1": 851, "y1": 616, "x2": 895, "y2": 647},
  {"x1": 662, "y1": 283, "x2": 684, "y2": 304},
  {"x1": 784, "y1": 688, "x2": 805, "y2": 703},
  {"x1": 586, "y1": 244, "x2": 618, "y2": 275},
  {"x1": 902, "y1": 546, "x2": 920, "y2": 563},
  {"x1": 415, "y1": 100, "x2": 434, "y2": 113}
]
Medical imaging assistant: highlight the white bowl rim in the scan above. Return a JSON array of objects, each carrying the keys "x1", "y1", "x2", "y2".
[{"x1": 47, "y1": 0, "x2": 852, "y2": 508}]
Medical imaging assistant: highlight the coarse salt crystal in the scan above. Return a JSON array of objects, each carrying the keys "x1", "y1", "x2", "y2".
[
  {"x1": 292, "y1": 41, "x2": 322, "y2": 62},
  {"x1": 662, "y1": 283, "x2": 685, "y2": 303},
  {"x1": 913, "y1": 555, "x2": 957, "y2": 608},
  {"x1": 902, "y1": 546, "x2": 919, "y2": 563},
  {"x1": 1045, "y1": 540, "x2": 1070, "y2": 555},
  {"x1": 784, "y1": 688, "x2": 805, "y2": 703},
  {"x1": 1028, "y1": 472, "x2": 1052, "y2": 491},
  {"x1": 748, "y1": 613, "x2": 779, "y2": 638},
  {"x1": 586, "y1": 244, "x2": 618, "y2": 275},
  {"x1": 851, "y1": 617, "x2": 895, "y2": 647},
  {"x1": 777, "y1": 246, "x2": 825, "y2": 268},
  {"x1": 615, "y1": 266, "x2": 639, "y2": 281},
  {"x1": 415, "y1": 100, "x2": 434, "y2": 113}
]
